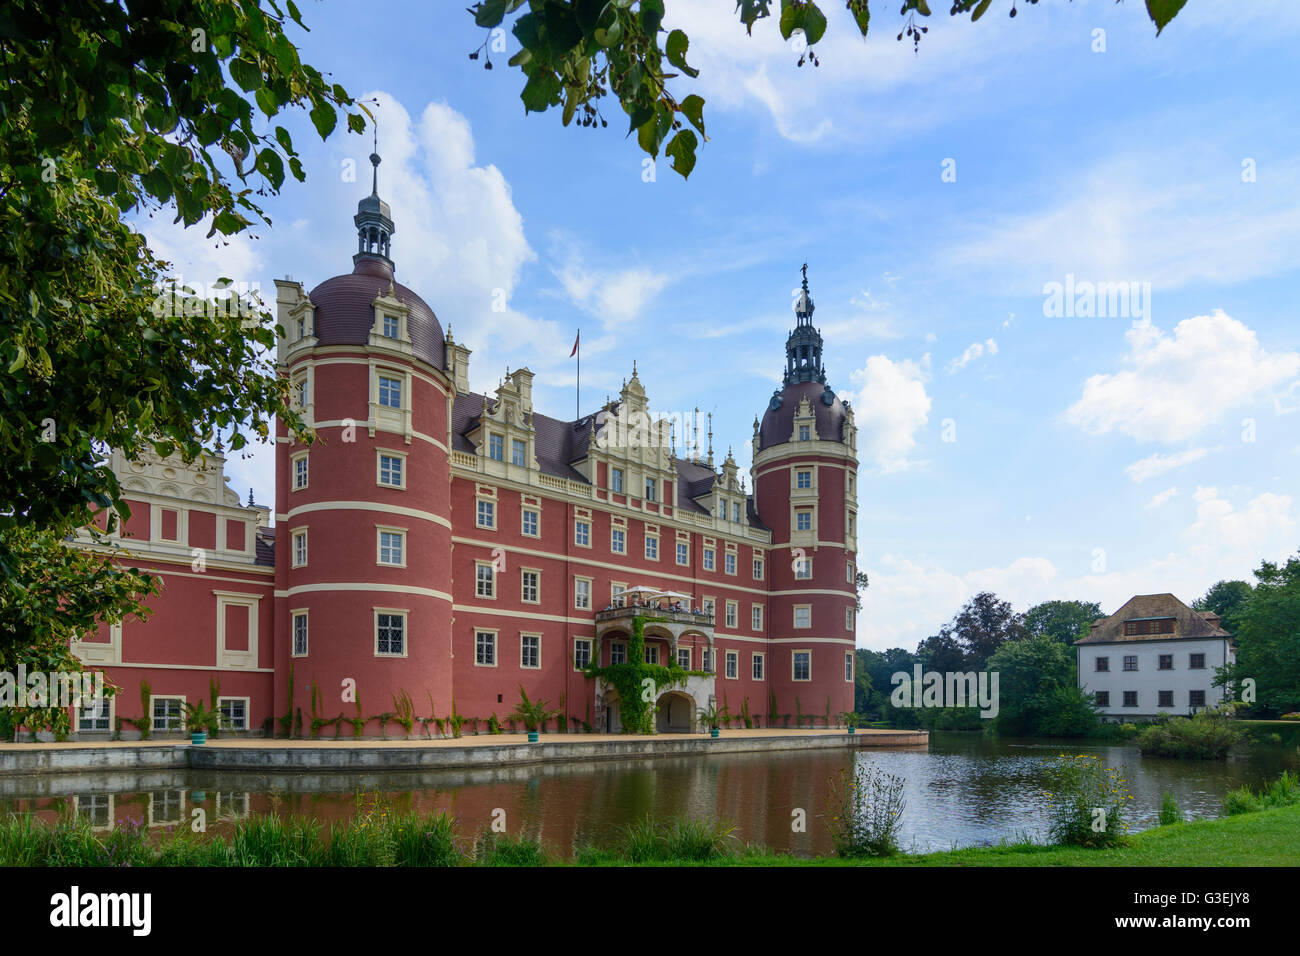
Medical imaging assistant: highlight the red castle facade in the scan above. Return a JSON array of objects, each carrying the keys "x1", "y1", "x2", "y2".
[{"x1": 67, "y1": 159, "x2": 861, "y2": 738}]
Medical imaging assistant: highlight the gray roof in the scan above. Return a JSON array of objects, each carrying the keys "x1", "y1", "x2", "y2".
[{"x1": 1075, "y1": 593, "x2": 1232, "y2": 644}]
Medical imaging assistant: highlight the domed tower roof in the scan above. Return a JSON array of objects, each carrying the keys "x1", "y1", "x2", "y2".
[
  {"x1": 756, "y1": 265, "x2": 846, "y2": 451},
  {"x1": 307, "y1": 142, "x2": 445, "y2": 369}
]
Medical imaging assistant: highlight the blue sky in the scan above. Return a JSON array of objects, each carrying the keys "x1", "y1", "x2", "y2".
[{"x1": 144, "y1": 0, "x2": 1300, "y2": 650}]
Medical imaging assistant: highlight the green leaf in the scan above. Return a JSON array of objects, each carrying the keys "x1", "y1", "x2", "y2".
[
  {"x1": 665, "y1": 129, "x2": 698, "y2": 179},
  {"x1": 309, "y1": 103, "x2": 336, "y2": 139},
  {"x1": 1145, "y1": 0, "x2": 1188, "y2": 34},
  {"x1": 640, "y1": 0, "x2": 665, "y2": 35},
  {"x1": 665, "y1": 29, "x2": 699, "y2": 78},
  {"x1": 474, "y1": 0, "x2": 509, "y2": 28},
  {"x1": 736, "y1": 0, "x2": 774, "y2": 35},
  {"x1": 255, "y1": 87, "x2": 278, "y2": 118},
  {"x1": 521, "y1": 70, "x2": 561, "y2": 112},
  {"x1": 971, "y1": 0, "x2": 991, "y2": 22},
  {"x1": 847, "y1": 0, "x2": 870, "y2": 36},
  {"x1": 779, "y1": 2, "x2": 802, "y2": 40},
  {"x1": 229, "y1": 56, "x2": 262, "y2": 92},
  {"x1": 803, "y1": 2, "x2": 827, "y2": 43},
  {"x1": 255, "y1": 149, "x2": 285, "y2": 190},
  {"x1": 679, "y1": 94, "x2": 706, "y2": 137}
]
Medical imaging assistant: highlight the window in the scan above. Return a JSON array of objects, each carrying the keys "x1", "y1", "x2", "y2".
[
  {"x1": 378, "y1": 375, "x2": 402, "y2": 408},
  {"x1": 291, "y1": 374, "x2": 308, "y2": 410},
  {"x1": 752, "y1": 605, "x2": 763, "y2": 630},
  {"x1": 1190, "y1": 689, "x2": 1207, "y2": 708},
  {"x1": 702, "y1": 598, "x2": 715, "y2": 619},
  {"x1": 218, "y1": 698, "x2": 248, "y2": 731},
  {"x1": 477, "y1": 499, "x2": 495, "y2": 529},
  {"x1": 725, "y1": 651, "x2": 738, "y2": 679},
  {"x1": 645, "y1": 535, "x2": 658, "y2": 560},
  {"x1": 574, "y1": 578, "x2": 591, "y2": 610},
  {"x1": 644, "y1": 477, "x2": 656, "y2": 501},
  {"x1": 575, "y1": 520, "x2": 590, "y2": 547},
  {"x1": 1095, "y1": 691, "x2": 1110, "y2": 707},
  {"x1": 1122, "y1": 691, "x2": 1138, "y2": 708},
  {"x1": 795, "y1": 557, "x2": 812, "y2": 580},
  {"x1": 718, "y1": 499, "x2": 727, "y2": 519},
  {"x1": 611, "y1": 467, "x2": 624, "y2": 492},
  {"x1": 1122, "y1": 655, "x2": 1138, "y2": 672},
  {"x1": 1158, "y1": 654, "x2": 1173, "y2": 670},
  {"x1": 846, "y1": 607, "x2": 855, "y2": 631},
  {"x1": 382, "y1": 313, "x2": 399, "y2": 338},
  {"x1": 703, "y1": 548, "x2": 715, "y2": 571},
  {"x1": 796, "y1": 510, "x2": 812, "y2": 532},
  {"x1": 725, "y1": 601, "x2": 737, "y2": 628},
  {"x1": 378, "y1": 530, "x2": 404, "y2": 566},
  {"x1": 488, "y1": 433, "x2": 504, "y2": 461},
  {"x1": 152, "y1": 697, "x2": 184, "y2": 733},
  {"x1": 793, "y1": 651, "x2": 811, "y2": 681},
  {"x1": 719, "y1": 553, "x2": 733, "y2": 576},
  {"x1": 753, "y1": 557, "x2": 764, "y2": 580},
  {"x1": 78, "y1": 697, "x2": 111, "y2": 732},
  {"x1": 292, "y1": 530, "x2": 307, "y2": 567},
  {"x1": 677, "y1": 647, "x2": 691, "y2": 669},
  {"x1": 521, "y1": 509, "x2": 539, "y2": 537},
  {"x1": 1158, "y1": 690, "x2": 1174, "y2": 708},
  {"x1": 1095, "y1": 657, "x2": 1109, "y2": 672},
  {"x1": 521, "y1": 634, "x2": 540, "y2": 669},
  {"x1": 610, "y1": 642, "x2": 626, "y2": 665},
  {"x1": 676, "y1": 542, "x2": 688, "y2": 565},
  {"x1": 794, "y1": 606, "x2": 811, "y2": 628},
  {"x1": 378, "y1": 453, "x2": 404, "y2": 488},
  {"x1": 845, "y1": 652, "x2": 854, "y2": 682},
  {"x1": 574, "y1": 638, "x2": 592, "y2": 671},
  {"x1": 799, "y1": 425, "x2": 810, "y2": 441},
  {"x1": 293, "y1": 453, "x2": 309, "y2": 490},
  {"x1": 292, "y1": 612, "x2": 308, "y2": 657},
  {"x1": 645, "y1": 645, "x2": 660, "y2": 665},
  {"x1": 611, "y1": 583, "x2": 626, "y2": 606},
  {"x1": 847, "y1": 561, "x2": 854, "y2": 584},
  {"x1": 611, "y1": 528, "x2": 625, "y2": 554},
  {"x1": 752, "y1": 654, "x2": 765, "y2": 681},
  {"x1": 797, "y1": 470, "x2": 811, "y2": 489},
  {"x1": 1189, "y1": 653, "x2": 1206, "y2": 670},
  {"x1": 521, "y1": 570, "x2": 539, "y2": 604},
  {"x1": 511, "y1": 438, "x2": 527, "y2": 467},
  {"x1": 376, "y1": 613, "x2": 405, "y2": 655},
  {"x1": 476, "y1": 562, "x2": 495, "y2": 599},
  {"x1": 475, "y1": 630, "x2": 496, "y2": 666},
  {"x1": 733, "y1": 502, "x2": 741, "y2": 523},
  {"x1": 1124, "y1": 618, "x2": 1174, "y2": 636}
]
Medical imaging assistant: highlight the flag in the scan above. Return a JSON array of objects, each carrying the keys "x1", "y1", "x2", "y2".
[{"x1": 570, "y1": 330, "x2": 579, "y2": 357}]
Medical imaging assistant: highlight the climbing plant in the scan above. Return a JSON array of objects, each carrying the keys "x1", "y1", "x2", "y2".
[{"x1": 583, "y1": 615, "x2": 692, "y2": 734}]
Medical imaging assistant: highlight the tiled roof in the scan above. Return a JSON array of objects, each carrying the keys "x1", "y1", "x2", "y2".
[
  {"x1": 254, "y1": 527, "x2": 275, "y2": 567},
  {"x1": 308, "y1": 258, "x2": 445, "y2": 370},
  {"x1": 1075, "y1": 593, "x2": 1232, "y2": 644},
  {"x1": 758, "y1": 379, "x2": 848, "y2": 451}
]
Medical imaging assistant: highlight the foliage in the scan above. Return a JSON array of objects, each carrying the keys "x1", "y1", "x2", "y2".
[
  {"x1": 473, "y1": 831, "x2": 551, "y2": 866},
  {"x1": 825, "y1": 761, "x2": 907, "y2": 857},
  {"x1": 1022, "y1": 599, "x2": 1103, "y2": 645},
  {"x1": 854, "y1": 569, "x2": 870, "y2": 611},
  {"x1": 509, "y1": 685, "x2": 560, "y2": 732},
  {"x1": 391, "y1": 689, "x2": 415, "y2": 737},
  {"x1": 1218, "y1": 553, "x2": 1300, "y2": 718},
  {"x1": 698, "y1": 698, "x2": 729, "y2": 730},
  {"x1": 947, "y1": 591, "x2": 1028, "y2": 670},
  {"x1": 1134, "y1": 712, "x2": 1245, "y2": 759},
  {"x1": 138, "y1": 679, "x2": 152, "y2": 740},
  {"x1": 584, "y1": 615, "x2": 687, "y2": 733},
  {"x1": 1192, "y1": 579, "x2": 1253, "y2": 635},
  {"x1": 1222, "y1": 771, "x2": 1300, "y2": 816},
  {"x1": 614, "y1": 814, "x2": 739, "y2": 863},
  {"x1": 985, "y1": 635, "x2": 1098, "y2": 736},
  {"x1": 182, "y1": 700, "x2": 220, "y2": 734},
  {"x1": 1042, "y1": 753, "x2": 1131, "y2": 848},
  {"x1": 466, "y1": 0, "x2": 1191, "y2": 179},
  {"x1": 1158, "y1": 792, "x2": 1183, "y2": 826}
]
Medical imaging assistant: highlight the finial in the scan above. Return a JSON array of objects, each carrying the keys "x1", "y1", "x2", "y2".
[
  {"x1": 801, "y1": 262, "x2": 809, "y2": 291},
  {"x1": 247, "y1": 488, "x2": 254, "y2": 507}
]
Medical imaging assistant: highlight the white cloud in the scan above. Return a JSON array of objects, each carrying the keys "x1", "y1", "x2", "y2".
[
  {"x1": 947, "y1": 337, "x2": 997, "y2": 373},
  {"x1": 1146, "y1": 487, "x2": 1179, "y2": 509},
  {"x1": 1124, "y1": 448, "x2": 1209, "y2": 483},
  {"x1": 1065, "y1": 312, "x2": 1300, "y2": 442},
  {"x1": 550, "y1": 236, "x2": 669, "y2": 327},
  {"x1": 843, "y1": 354, "x2": 931, "y2": 472}
]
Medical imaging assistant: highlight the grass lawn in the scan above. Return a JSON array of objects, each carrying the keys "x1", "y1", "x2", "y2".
[{"x1": 597, "y1": 804, "x2": 1300, "y2": 867}]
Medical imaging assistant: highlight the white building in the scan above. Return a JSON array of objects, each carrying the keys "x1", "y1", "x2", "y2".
[{"x1": 1076, "y1": 593, "x2": 1236, "y2": 720}]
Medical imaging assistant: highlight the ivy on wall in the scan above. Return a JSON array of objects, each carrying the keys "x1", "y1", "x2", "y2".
[{"x1": 583, "y1": 615, "x2": 702, "y2": 734}]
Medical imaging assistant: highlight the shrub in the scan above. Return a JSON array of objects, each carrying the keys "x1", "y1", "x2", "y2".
[
  {"x1": 1158, "y1": 792, "x2": 1183, "y2": 825},
  {"x1": 1135, "y1": 713, "x2": 1245, "y2": 759},
  {"x1": 825, "y1": 762, "x2": 907, "y2": 858},
  {"x1": 615, "y1": 814, "x2": 738, "y2": 863},
  {"x1": 473, "y1": 832, "x2": 550, "y2": 866},
  {"x1": 1042, "y1": 753, "x2": 1131, "y2": 847},
  {"x1": 1222, "y1": 786, "x2": 1261, "y2": 816}
]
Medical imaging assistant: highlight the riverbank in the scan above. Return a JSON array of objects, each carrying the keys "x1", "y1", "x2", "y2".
[{"x1": 0, "y1": 728, "x2": 928, "y2": 775}]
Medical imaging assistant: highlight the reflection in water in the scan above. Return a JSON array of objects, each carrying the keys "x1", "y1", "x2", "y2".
[{"x1": 3, "y1": 733, "x2": 1296, "y2": 857}]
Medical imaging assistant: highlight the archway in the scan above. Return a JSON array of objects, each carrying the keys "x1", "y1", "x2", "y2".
[{"x1": 655, "y1": 691, "x2": 695, "y2": 733}]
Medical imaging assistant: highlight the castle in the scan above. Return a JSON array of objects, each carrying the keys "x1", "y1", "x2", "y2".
[{"x1": 69, "y1": 154, "x2": 861, "y2": 737}]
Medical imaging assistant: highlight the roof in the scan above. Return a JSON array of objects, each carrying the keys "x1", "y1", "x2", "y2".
[
  {"x1": 309, "y1": 258, "x2": 444, "y2": 370},
  {"x1": 451, "y1": 393, "x2": 767, "y2": 529},
  {"x1": 758, "y1": 379, "x2": 848, "y2": 451},
  {"x1": 1075, "y1": 593, "x2": 1232, "y2": 645},
  {"x1": 255, "y1": 527, "x2": 275, "y2": 568}
]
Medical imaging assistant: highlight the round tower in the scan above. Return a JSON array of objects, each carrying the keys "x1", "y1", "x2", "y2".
[
  {"x1": 752, "y1": 267, "x2": 859, "y2": 723},
  {"x1": 272, "y1": 150, "x2": 455, "y2": 735}
]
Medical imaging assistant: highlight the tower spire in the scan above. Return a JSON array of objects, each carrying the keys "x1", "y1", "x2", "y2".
[
  {"x1": 353, "y1": 124, "x2": 395, "y2": 271},
  {"x1": 784, "y1": 263, "x2": 825, "y2": 386}
]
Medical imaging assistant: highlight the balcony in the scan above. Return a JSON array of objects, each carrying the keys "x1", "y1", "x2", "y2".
[{"x1": 594, "y1": 604, "x2": 714, "y2": 628}]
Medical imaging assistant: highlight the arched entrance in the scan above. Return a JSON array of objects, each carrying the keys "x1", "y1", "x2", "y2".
[{"x1": 655, "y1": 691, "x2": 695, "y2": 733}]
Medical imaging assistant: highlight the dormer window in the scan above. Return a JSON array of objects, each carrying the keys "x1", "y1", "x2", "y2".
[
  {"x1": 732, "y1": 502, "x2": 741, "y2": 523},
  {"x1": 799, "y1": 425, "x2": 811, "y2": 441},
  {"x1": 1123, "y1": 618, "x2": 1174, "y2": 636},
  {"x1": 717, "y1": 499, "x2": 726, "y2": 519},
  {"x1": 611, "y1": 467, "x2": 624, "y2": 493},
  {"x1": 488, "y1": 434, "x2": 504, "y2": 461},
  {"x1": 382, "y1": 314, "x2": 399, "y2": 338},
  {"x1": 511, "y1": 438, "x2": 526, "y2": 467},
  {"x1": 297, "y1": 316, "x2": 307, "y2": 339}
]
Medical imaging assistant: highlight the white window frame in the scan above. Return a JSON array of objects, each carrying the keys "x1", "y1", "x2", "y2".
[
  {"x1": 376, "y1": 527, "x2": 407, "y2": 567},
  {"x1": 574, "y1": 576, "x2": 592, "y2": 610},
  {"x1": 475, "y1": 629, "x2": 498, "y2": 668},
  {"x1": 521, "y1": 508, "x2": 540, "y2": 538},
  {"x1": 725, "y1": 600, "x2": 737, "y2": 629},
  {"x1": 574, "y1": 637, "x2": 593, "y2": 671},
  {"x1": 610, "y1": 527, "x2": 626, "y2": 554},
  {"x1": 645, "y1": 534, "x2": 659, "y2": 561},
  {"x1": 676, "y1": 542, "x2": 689, "y2": 566},
  {"x1": 574, "y1": 519, "x2": 591, "y2": 548},
  {"x1": 752, "y1": 605, "x2": 763, "y2": 631},
  {"x1": 291, "y1": 527, "x2": 308, "y2": 568},
  {"x1": 611, "y1": 467, "x2": 624, "y2": 493},
  {"x1": 610, "y1": 641, "x2": 627, "y2": 665},
  {"x1": 476, "y1": 498, "x2": 496, "y2": 530},
  {"x1": 377, "y1": 449, "x2": 407, "y2": 489},
  {"x1": 725, "y1": 650, "x2": 738, "y2": 680},
  {"x1": 793, "y1": 650, "x2": 812, "y2": 682},
  {"x1": 291, "y1": 609, "x2": 309, "y2": 658},
  {"x1": 475, "y1": 560, "x2": 497, "y2": 600},
  {"x1": 151, "y1": 695, "x2": 185, "y2": 733},
  {"x1": 217, "y1": 696, "x2": 250, "y2": 731},
  {"x1": 374, "y1": 608, "x2": 408, "y2": 658},
  {"x1": 752, "y1": 653, "x2": 765, "y2": 681},
  {"x1": 291, "y1": 451, "x2": 309, "y2": 491},
  {"x1": 520, "y1": 568, "x2": 540, "y2": 604},
  {"x1": 520, "y1": 633, "x2": 541, "y2": 670},
  {"x1": 703, "y1": 548, "x2": 715, "y2": 571},
  {"x1": 794, "y1": 605, "x2": 812, "y2": 629}
]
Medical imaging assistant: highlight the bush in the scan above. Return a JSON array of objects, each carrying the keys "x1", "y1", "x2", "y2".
[
  {"x1": 473, "y1": 832, "x2": 550, "y2": 866},
  {"x1": 1222, "y1": 786, "x2": 1260, "y2": 816},
  {"x1": 1158, "y1": 792, "x2": 1183, "y2": 825},
  {"x1": 1135, "y1": 713, "x2": 1245, "y2": 759},
  {"x1": 825, "y1": 762, "x2": 907, "y2": 858},
  {"x1": 1042, "y1": 753, "x2": 1131, "y2": 848},
  {"x1": 615, "y1": 815, "x2": 739, "y2": 863}
]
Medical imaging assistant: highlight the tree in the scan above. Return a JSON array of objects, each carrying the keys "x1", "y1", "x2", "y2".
[
  {"x1": 854, "y1": 569, "x2": 869, "y2": 612},
  {"x1": 1023, "y1": 599, "x2": 1103, "y2": 646},
  {"x1": 1193, "y1": 580, "x2": 1253, "y2": 635},
  {"x1": 1220, "y1": 555, "x2": 1300, "y2": 718},
  {"x1": 947, "y1": 592, "x2": 1027, "y2": 670},
  {"x1": 1, "y1": 0, "x2": 365, "y2": 729},
  {"x1": 985, "y1": 634, "x2": 1098, "y2": 737},
  {"x1": 468, "y1": 0, "x2": 1194, "y2": 178},
  {"x1": 916, "y1": 630, "x2": 966, "y2": 675}
]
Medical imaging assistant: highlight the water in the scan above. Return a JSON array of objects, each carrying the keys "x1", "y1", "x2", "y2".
[{"x1": 4, "y1": 732, "x2": 1297, "y2": 857}]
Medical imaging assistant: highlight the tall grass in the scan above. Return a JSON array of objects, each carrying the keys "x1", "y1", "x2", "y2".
[
  {"x1": 825, "y1": 762, "x2": 907, "y2": 858},
  {"x1": 611, "y1": 815, "x2": 740, "y2": 863},
  {"x1": 1223, "y1": 770, "x2": 1300, "y2": 816}
]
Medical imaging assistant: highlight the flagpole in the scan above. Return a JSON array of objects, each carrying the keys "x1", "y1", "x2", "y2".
[{"x1": 576, "y1": 328, "x2": 580, "y2": 419}]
